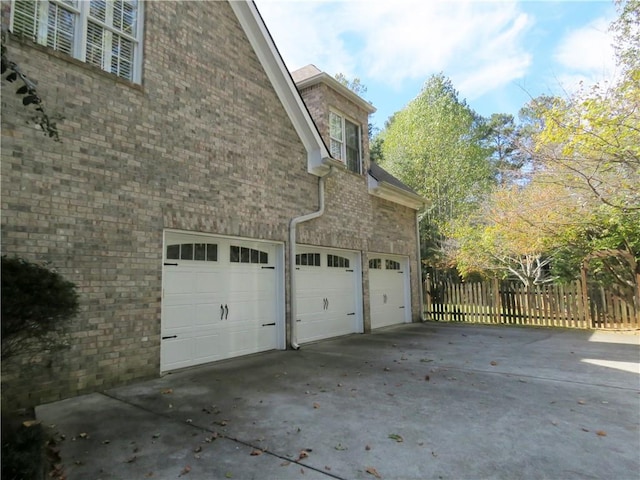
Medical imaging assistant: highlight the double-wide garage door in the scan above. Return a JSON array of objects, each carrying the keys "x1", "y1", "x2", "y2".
[
  {"x1": 369, "y1": 254, "x2": 410, "y2": 329},
  {"x1": 295, "y1": 246, "x2": 362, "y2": 344},
  {"x1": 161, "y1": 232, "x2": 282, "y2": 372}
]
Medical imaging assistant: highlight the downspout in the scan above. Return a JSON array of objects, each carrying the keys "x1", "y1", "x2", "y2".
[
  {"x1": 416, "y1": 211, "x2": 426, "y2": 321},
  {"x1": 289, "y1": 166, "x2": 335, "y2": 349}
]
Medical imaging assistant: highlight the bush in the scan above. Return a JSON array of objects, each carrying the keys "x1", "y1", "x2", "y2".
[
  {"x1": 1, "y1": 256, "x2": 79, "y2": 361},
  {"x1": 1, "y1": 415, "x2": 47, "y2": 480}
]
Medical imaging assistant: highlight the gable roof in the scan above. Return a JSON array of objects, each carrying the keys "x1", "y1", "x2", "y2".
[
  {"x1": 229, "y1": 1, "x2": 340, "y2": 176},
  {"x1": 292, "y1": 64, "x2": 377, "y2": 114},
  {"x1": 368, "y1": 162, "x2": 425, "y2": 210}
]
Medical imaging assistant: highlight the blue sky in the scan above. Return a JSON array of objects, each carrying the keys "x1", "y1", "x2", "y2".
[{"x1": 254, "y1": 0, "x2": 619, "y2": 130}]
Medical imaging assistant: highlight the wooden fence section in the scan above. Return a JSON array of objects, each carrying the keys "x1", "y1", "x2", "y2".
[{"x1": 424, "y1": 278, "x2": 639, "y2": 330}]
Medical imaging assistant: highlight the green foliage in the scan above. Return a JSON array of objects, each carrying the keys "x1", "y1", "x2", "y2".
[
  {"x1": 378, "y1": 73, "x2": 495, "y2": 266},
  {"x1": 334, "y1": 72, "x2": 367, "y2": 96},
  {"x1": 1, "y1": 257, "x2": 79, "y2": 361}
]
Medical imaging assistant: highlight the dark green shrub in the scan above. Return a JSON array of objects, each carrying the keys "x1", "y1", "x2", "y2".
[
  {"x1": 1, "y1": 416, "x2": 46, "y2": 480},
  {"x1": 1, "y1": 256, "x2": 79, "y2": 361}
]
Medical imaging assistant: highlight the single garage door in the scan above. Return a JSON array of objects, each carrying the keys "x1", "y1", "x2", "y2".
[
  {"x1": 295, "y1": 246, "x2": 362, "y2": 344},
  {"x1": 161, "y1": 232, "x2": 282, "y2": 371},
  {"x1": 369, "y1": 255, "x2": 410, "y2": 329}
]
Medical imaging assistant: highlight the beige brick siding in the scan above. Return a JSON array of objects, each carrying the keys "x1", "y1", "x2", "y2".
[{"x1": 1, "y1": 0, "x2": 420, "y2": 408}]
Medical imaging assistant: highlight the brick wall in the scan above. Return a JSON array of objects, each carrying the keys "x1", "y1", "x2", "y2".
[{"x1": 1, "y1": 0, "x2": 420, "y2": 407}]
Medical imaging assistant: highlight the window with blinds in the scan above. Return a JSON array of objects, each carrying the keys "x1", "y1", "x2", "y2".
[
  {"x1": 328, "y1": 110, "x2": 362, "y2": 174},
  {"x1": 10, "y1": 0, "x2": 143, "y2": 83}
]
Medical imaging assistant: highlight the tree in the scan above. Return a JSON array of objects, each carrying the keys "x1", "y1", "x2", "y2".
[
  {"x1": 1, "y1": 257, "x2": 79, "y2": 361},
  {"x1": 451, "y1": 182, "x2": 582, "y2": 287},
  {"x1": 484, "y1": 113, "x2": 529, "y2": 186},
  {"x1": 378, "y1": 73, "x2": 495, "y2": 266},
  {"x1": 334, "y1": 72, "x2": 367, "y2": 96}
]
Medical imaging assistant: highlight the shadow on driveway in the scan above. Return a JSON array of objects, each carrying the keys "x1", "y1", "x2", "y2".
[{"x1": 37, "y1": 322, "x2": 640, "y2": 479}]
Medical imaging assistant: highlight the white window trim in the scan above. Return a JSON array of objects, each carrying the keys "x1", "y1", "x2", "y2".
[
  {"x1": 329, "y1": 109, "x2": 362, "y2": 174},
  {"x1": 10, "y1": 0, "x2": 144, "y2": 83}
]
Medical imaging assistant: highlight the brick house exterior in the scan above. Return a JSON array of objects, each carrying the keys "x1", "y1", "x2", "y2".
[{"x1": 1, "y1": 0, "x2": 423, "y2": 408}]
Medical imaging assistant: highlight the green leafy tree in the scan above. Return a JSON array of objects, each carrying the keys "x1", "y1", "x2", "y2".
[{"x1": 378, "y1": 73, "x2": 495, "y2": 266}]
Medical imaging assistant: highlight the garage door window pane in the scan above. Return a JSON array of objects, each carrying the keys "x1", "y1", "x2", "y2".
[
  {"x1": 207, "y1": 244, "x2": 218, "y2": 261},
  {"x1": 369, "y1": 258, "x2": 381, "y2": 269},
  {"x1": 194, "y1": 243, "x2": 206, "y2": 261},
  {"x1": 260, "y1": 251, "x2": 268, "y2": 264},
  {"x1": 230, "y1": 246, "x2": 240, "y2": 262},
  {"x1": 240, "y1": 247, "x2": 250, "y2": 263},
  {"x1": 180, "y1": 243, "x2": 193, "y2": 260},
  {"x1": 166, "y1": 244, "x2": 180, "y2": 259}
]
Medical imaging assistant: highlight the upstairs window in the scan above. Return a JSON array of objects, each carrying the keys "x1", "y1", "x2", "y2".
[
  {"x1": 10, "y1": 0, "x2": 143, "y2": 83},
  {"x1": 329, "y1": 111, "x2": 361, "y2": 174}
]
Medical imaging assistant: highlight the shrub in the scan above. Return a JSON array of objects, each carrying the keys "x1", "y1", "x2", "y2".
[{"x1": 1, "y1": 256, "x2": 79, "y2": 361}]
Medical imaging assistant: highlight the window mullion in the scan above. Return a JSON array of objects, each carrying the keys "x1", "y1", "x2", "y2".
[
  {"x1": 76, "y1": 0, "x2": 88, "y2": 61},
  {"x1": 36, "y1": 1, "x2": 49, "y2": 45},
  {"x1": 102, "y1": 1, "x2": 115, "y2": 74}
]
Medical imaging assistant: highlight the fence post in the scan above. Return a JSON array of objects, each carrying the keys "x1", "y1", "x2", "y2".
[
  {"x1": 580, "y1": 264, "x2": 591, "y2": 327},
  {"x1": 492, "y1": 277, "x2": 501, "y2": 324},
  {"x1": 424, "y1": 276, "x2": 432, "y2": 321}
]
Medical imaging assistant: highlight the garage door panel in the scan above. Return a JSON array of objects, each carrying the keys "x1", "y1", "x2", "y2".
[
  {"x1": 296, "y1": 247, "x2": 359, "y2": 344},
  {"x1": 370, "y1": 255, "x2": 409, "y2": 329},
  {"x1": 162, "y1": 234, "x2": 280, "y2": 372}
]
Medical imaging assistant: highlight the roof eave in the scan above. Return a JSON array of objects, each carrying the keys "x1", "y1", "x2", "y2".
[{"x1": 296, "y1": 72, "x2": 377, "y2": 114}]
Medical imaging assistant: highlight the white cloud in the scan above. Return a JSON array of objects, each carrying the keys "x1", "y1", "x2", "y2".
[
  {"x1": 255, "y1": 0, "x2": 533, "y2": 98},
  {"x1": 552, "y1": 15, "x2": 618, "y2": 92}
]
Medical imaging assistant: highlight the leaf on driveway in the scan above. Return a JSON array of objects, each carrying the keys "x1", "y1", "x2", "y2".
[
  {"x1": 366, "y1": 466, "x2": 382, "y2": 478},
  {"x1": 388, "y1": 434, "x2": 403, "y2": 443},
  {"x1": 334, "y1": 443, "x2": 348, "y2": 451},
  {"x1": 490, "y1": 361, "x2": 498, "y2": 366},
  {"x1": 365, "y1": 444, "x2": 371, "y2": 451},
  {"x1": 577, "y1": 400, "x2": 586, "y2": 405},
  {"x1": 596, "y1": 430, "x2": 607, "y2": 437},
  {"x1": 193, "y1": 446, "x2": 202, "y2": 453},
  {"x1": 125, "y1": 455, "x2": 137, "y2": 464},
  {"x1": 178, "y1": 465, "x2": 191, "y2": 476},
  {"x1": 296, "y1": 449, "x2": 311, "y2": 461},
  {"x1": 313, "y1": 402, "x2": 320, "y2": 409},
  {"x1": 161, "y1": 388, "x2": 173, "y2": 394},
  {"x1": 250, "y1": 449, "x2": 263, "y2": 456}
]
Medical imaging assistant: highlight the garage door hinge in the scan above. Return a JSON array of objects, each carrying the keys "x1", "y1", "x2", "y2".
[
  {"x1": 347, "y1": 312, "x2": 356, "y2": 316},
  {"x1": 261, "y1": 266, "x2": 275, "y2": 269},
  {"x1": 164, "y1": 262, "x2": 178, "y2": 266},
  {"x1": 261, "y1": 322, "x2": 276, "y2": 326},
  {"x1": 162, "y1": 335, "x2": 177, "y2": 340}
]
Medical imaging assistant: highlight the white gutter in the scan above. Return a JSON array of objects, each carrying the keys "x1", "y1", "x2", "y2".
[
  {"x1": 289, "y1": 167, "x2": 335, "y2": 349},
  {"x1": 416, "y1": 211, "x2": 426, "y2": 321}
]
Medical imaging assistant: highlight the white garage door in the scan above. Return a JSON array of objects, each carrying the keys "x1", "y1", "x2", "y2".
[
  {"x1": 161, "y1": 232, "x2": 282, "y2": 372},
  {"x1": 369, "y1": 255, "x2": 410, "y2": 329},
  {"x1": 295, "y1": 246, "x2": 361, "y2": 344}
]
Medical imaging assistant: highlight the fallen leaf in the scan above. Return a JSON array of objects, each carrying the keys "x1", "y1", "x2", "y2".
[
  {"x1": 596, "y1": 430, "x2": 607, "y2": 437},
  {"x1": 424, "y1": 375, "x2": 430, "y2": 381},
  {"x1": 152, "y1": 433, "x2": 161, "y2": 439},
  {"x1": 193, "y1": 446, "x2": 202, "y2": 453},
  {"x1": 334, "y1": 443, "x2": 348, "y2": 451},
  {"x1": 325, "y1": 466, "x2": 332, "y2": 471},
  {"x1": 144, "y1": 472, "x2": 154, "y2": 478},
  {"x1": 186, "y1": 419, "x2": 193, "y2": 424},
  {"x1": 388, "y1": 434, "x2": 403, "y2": 443},
  {"x1": 125, "y1": 455, "x2": 137, "y2": 464},
  {"x1": 280, "y1": 461, "x2": 290, "y2": 467},
  {"x1": 301, "y1": 468, "x2": 305, "y2": 474},
  {"x1": 366, "y1": 466, "x2": 382, "y2": 478},
  {"x1": 577, "y1": 400, "x2": 586, "y2": 405},
  {"x1": 582, "y1": 428, "x2": 590, "y2": 432},
  {"x1": 250, "y1": 449, "x2": 263, "y2": 456},
  {"x1": 79, "y1": 432, "x2": 89, "y2": 439},
  {"x1": 161, "y1": 389, "x2": 173, "y2": 394},
  {"x1": 179, "y1": 465, "x2": 191, "y2": 476},
  {"x1": 383, "y1": 367, "x2": 391, "y2": 372},
  {"x1": 225, "y1": 473, "x2": 233, "y2": 479},
  {"x1": 365, "y1": 444, "x2": 371, "y2": 451},
  {"x1": 313, "y1": 402, "x2": 320, "y2": 409},
  {"x1": 296, "y1": 449, "x2": 310, "y2": 461},
  {"x1": 490, "y1": 361, "x2": 498, "y2": 366},
  {"x1": 22, "y1": 420, "x2": 41, "y2": 428},
  {"x1": 102, "y1": 440, "x2": 110, "y2": 445}
]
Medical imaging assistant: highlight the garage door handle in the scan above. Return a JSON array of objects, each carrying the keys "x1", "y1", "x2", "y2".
[
  {"x1": 162, "y1": 335, "x2": 177, "y2": 340},
  {"x1": 383, "y1": 294, "x2": 387, "y2": 304},
  {"x1": 220, "y1": 304, "x2": 224, "y2": 320},
  {"x1": 262, "y1": 322, "x2": 276, "y2": 327},
  {"x1": 224, "y1": 304, "x2": 229, "y2": 320},
  {"x1": 399, "y1": 306, "x2": 405, "y2": 308},
  {"x1": 164, "y1": 262, "x2": 178, "y2": 266}
]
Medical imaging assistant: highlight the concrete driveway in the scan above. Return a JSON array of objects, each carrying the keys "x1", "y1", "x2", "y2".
[{"x1": 37, "y1": 322, "x2": 640, "y2": 480}]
